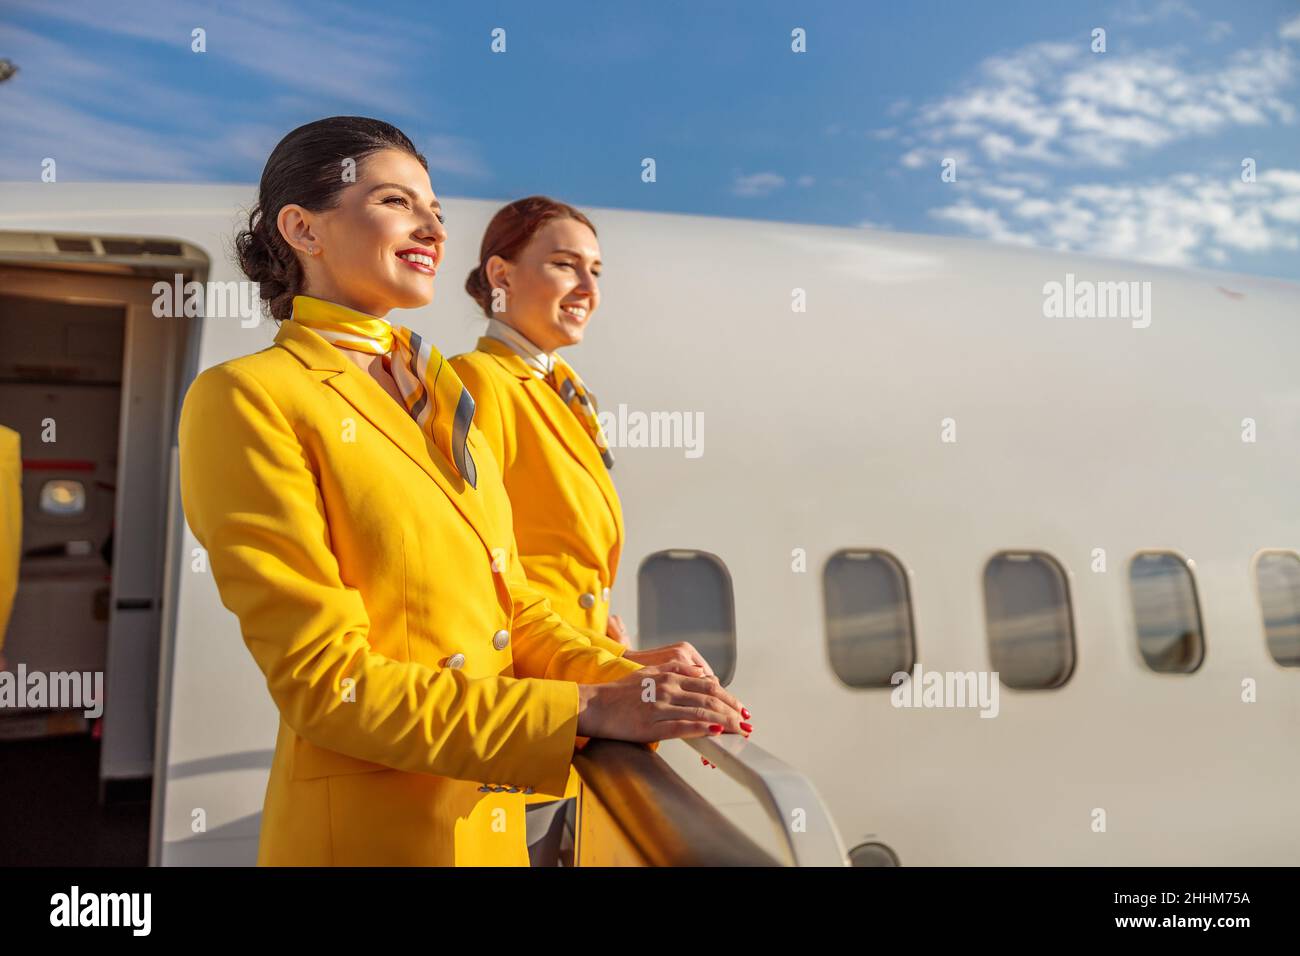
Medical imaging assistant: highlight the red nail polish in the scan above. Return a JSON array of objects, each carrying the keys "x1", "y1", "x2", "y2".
[
  {"x1": 740, "y1": 722, "x2": 752, "y2": 733},
  {"x1": 708, "y1": 724, "x2": 723, "y2": 734},
  {"x1": 741, "y1": 707, "x2": 750, "y2": 719},
  {"x1": 701, "y1": 755, "x2": 708, "y2": 765}
]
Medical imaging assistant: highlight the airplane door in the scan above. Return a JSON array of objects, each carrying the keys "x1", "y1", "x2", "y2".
[{"x1": 0, "y1": 267, "x2": 196, "y2": 796}]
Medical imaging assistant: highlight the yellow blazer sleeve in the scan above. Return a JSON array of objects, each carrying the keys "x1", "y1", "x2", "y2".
[
  {"x1": 502, "y1": 564, "x2": 657, "y2": 753},
  {"x1": 0, "y1": 427, "x2": 20, "y2": 652},
  {"x1": 502, "y1": 539, "x2": 639, "y2": 685},
  {"x1": 576, "y1": 623, "x2": 631, "y2": 657},
  {"x1": 178, "y1": 364, "x2": 588, "y2": 796}
]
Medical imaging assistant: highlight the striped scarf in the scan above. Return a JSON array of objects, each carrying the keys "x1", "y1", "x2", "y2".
[
  {"x1": 291, "y1": 295, "x2": 477, "y2": 488},
  {"x1": 547, "y1": 353, "x2": 614, "y2": 470}
]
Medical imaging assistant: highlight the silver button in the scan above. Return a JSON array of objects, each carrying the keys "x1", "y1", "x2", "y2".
[
  {"x1": 601, "y1": 587, "x2": 610, "y2": 602},
  {"x1": 446, "y1": 653, "x2": 466, "y2": 669},
  {"x1": 579, "y1": 592, "x2": 596, "y2": 609},
  {"x1": 492, "y1": 629, "x2": 510, "y2": 650}
]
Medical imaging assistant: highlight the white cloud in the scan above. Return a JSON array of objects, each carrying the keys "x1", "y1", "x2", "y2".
[
  {"x1": 731, "y1": 172, "x2": 785, "y2": 198},
  {"x1": 980, "y1": 131, "x2": 1018, "y2": 162},
  {"x1": 976, "y1": 184, "x2": 1025, "y2": 202},
  {"x1": 1270, "y1": 197, "x2": 1300, "y2": 223},
  {"x1": 1206, "y1": 21, "x2": 1233, "y2": 43},
  {"x1": 928, "y1": 202, "x2": 1035, "y2": 246},
  {"x1": 899, "y1": 148, "x2": 973, "y2": 174},
  {"x1": 1, "y1": 86, "x2": 214, "y2": 180},
  {"x1": 901, "y1": 149, "x2": 927, "y2": 169},
  {"x1": 899, "y1": 37, "x2": 1297, "y2": 169},
  {"x1": 1261, "y1": 169, "x2": 1300, "y2": 191},
  {"x1": 1282, "y1": 15, "x2": 1300, "y2": 42},
  {"x1": 0, "y1": 0, "x2": 489, "y2": 181},
  {"x1": 1110, "y1": 0, "x2": 1201, "y2": 26},
  {"x1": 1000, "y1": 170, "x2": 1052, "y2": 190},
  {"x1": 930, "y1": 170, "x2": 1300, "y2": 268},
  {"x1": 1, "y1": 0, "x2": 440, "y2": 113}
]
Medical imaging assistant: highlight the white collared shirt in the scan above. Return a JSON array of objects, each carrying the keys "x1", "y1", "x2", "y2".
[{"x1": 484, "y1": 318, "x2": 555, "y2": 379}]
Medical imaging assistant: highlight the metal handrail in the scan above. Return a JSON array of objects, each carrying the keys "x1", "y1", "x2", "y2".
[
  {"x1": 687, "y1": 734, "x2": 848, "y2": 867},
  {"x1": 572, "y1": 735, "x2": 847, "y2": 867},
  {"x1": 572, "y1": 739, "x2": 778, "y2": 865}
]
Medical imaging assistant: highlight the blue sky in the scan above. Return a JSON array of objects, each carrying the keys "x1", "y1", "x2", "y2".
[{"x1": 2, "y1": 0, "x2": 1299, "y2": 279}]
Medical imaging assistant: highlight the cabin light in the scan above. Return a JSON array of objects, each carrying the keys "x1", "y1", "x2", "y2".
[{"x1": 39, "y1": 479, "x2": 86, "y2": 516}]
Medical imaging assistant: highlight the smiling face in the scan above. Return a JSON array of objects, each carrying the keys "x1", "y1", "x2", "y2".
[
  {"x1": 276, "y1": 148, "x2": 447, "y2": 317},
  {"x1": 486, "y1": 217, "x2": 602, "y2": 352}
]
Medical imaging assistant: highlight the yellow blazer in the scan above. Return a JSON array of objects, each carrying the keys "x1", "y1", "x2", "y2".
[
  {"x1": 0, "y1": 425, "x2": 20, "y2": 651},
  {"x1": 450, "y1": 338, "x2": 627, "y2": 804},
  {"x1": 450, "y1": 339, "x2": 626, "y2": 651},
  {"x1": 177, "y1": 319, "x2": 641, "y2": 866}
]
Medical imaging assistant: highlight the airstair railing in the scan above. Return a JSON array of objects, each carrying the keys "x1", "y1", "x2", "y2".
[{"x1": 573, "y1": 735, "x2": 846, "y2": 867}]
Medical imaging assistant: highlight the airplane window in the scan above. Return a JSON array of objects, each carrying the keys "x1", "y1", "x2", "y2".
[
  {"x1": 39, "y1": 478, "x2": 87, "y2": 516},
  {"x1": 983, "y1": 552, "x2": 1075, "y2": 688},
  {"x1": 637, "y1": 550, "x2": 736, "y2": 685},
  {"x1": 823, "y1": 550, "x2": 915, "y2": 688},
  {"x1": 1129, "y1": 552, "x2": 1204, "y2": 673},
  {"x1": 1255, "y1": 551, "x2": 1300, "y2": 667}
]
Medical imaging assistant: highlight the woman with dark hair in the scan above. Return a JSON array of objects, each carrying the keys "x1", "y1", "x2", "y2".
[
  {"x1": 177, "y1": 117, "x2": 747, "y2": 866},
  {"x1": 450, "y1": 198, "x2": 751, "y2": 864}
]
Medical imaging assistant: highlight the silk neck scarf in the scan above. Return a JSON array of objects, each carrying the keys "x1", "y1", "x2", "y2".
[
  {"x1": 547, "y1": 353, "x2": 615, "y2": 471},
  {"x1": 483, "y1": 320, "x2": 614, "y2": 471},
  {"x1": 291, "y1": 295, "x2": 477, "y2": 488},
  {"x1": 485, "y1": 317, "x2": 554, "y2": 377}
]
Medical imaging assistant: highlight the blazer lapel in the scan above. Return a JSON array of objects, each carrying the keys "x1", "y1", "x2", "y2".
[
  {"x1": 478, "y1": 337, "x2": 624, "y2": 550},
  {"x1": 275, "y1": 320, "x2": 501, "y2": 557}
]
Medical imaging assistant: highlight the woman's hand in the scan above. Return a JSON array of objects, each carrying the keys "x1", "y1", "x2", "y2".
[
  {"x1": 576, "y1": 661, "x2": 750, "y2": 743},
  {"x1": 625, "y1": 640, "x2": 715, "y2": 680},
  {"x1": 605, "y1": 612, "x2": 632, "y2": 647}
]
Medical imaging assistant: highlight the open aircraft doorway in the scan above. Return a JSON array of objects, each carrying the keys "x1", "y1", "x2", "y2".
[{"x1": 0, "y1": 244, "x2": 205, "y2": 865}]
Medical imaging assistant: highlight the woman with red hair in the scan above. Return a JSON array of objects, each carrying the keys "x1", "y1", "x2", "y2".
[{"x1": 452, "y1": 197, "x2": 752, "y2": 863}]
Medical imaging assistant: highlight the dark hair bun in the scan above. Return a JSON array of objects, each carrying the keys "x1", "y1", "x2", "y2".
[
  {"x1": 234, "y1": 206, "x2": 300, "y2": 325},
  {"x1": 464, "y1": 261, "x2": 494, "y2": 317}
]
